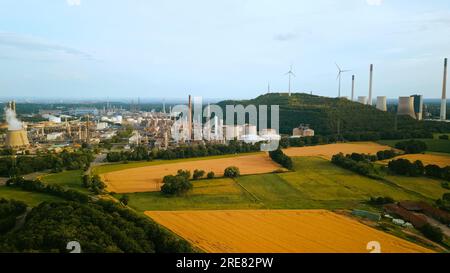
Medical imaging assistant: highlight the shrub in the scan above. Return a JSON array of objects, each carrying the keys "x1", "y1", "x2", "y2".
[
  {"x1": 424, "y1": 165, "x2": 442, "y2": 179},
  {"x1": 369, "y1": 196, "x2": 395, "y2": 205},
  {"x1": 206, "y1": 171, "x2": 215, "y2": 179},
  {"x1": 119, "y1": 195, "x2": 130, "y2": 206},
  {"x1": 388, "y1": 159, "x2": 424, "y2": 177},
  {"x1": 161, "y1": 174, "x2": 193, "y2": 196},
  {"x1": 224, "y1": 166, "x2": 240, "y2": 178},
  {"x1": 395, "y1": 140, "x2": 427, "y2": 154},
  {"x1": 438, "y1": 135, "x2": 449, "y2": 140},
  {"x1": 419, "y1": 224, "x2": 443, "y2": 243},
  {"x1": 193, "y1": 169, "x2": 205, "y2": 180},
  {"x1": 269, "y1": 149, "x2": 293, "y2": 170}
]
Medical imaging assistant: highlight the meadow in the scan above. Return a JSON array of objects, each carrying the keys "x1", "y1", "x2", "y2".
[
  {"x1": 126, "y1": 157, "x2": 447, "y2": 212},
  {"x1": 0, "y1": 186, "x2": 63, "y2": 206},
  {"x1": 39, "y1": 170, "x2": 90, "y2": 194}
]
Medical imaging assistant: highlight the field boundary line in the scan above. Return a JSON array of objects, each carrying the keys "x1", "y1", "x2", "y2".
[{"x1": 232, "y1": 178, "x2": 262, "y2": 203}]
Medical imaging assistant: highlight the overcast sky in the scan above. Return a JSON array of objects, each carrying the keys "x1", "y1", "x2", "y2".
[{"x1": 0, "y1": 0, "x2": 449, "y2": 100}]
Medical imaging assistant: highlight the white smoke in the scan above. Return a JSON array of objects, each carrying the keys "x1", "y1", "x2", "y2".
[{"x1": 4, "y1": 108, "x2": 23, "y2": 131}]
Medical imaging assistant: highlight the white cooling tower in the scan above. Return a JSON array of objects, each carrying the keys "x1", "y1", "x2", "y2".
[
  {"x1": 358, "y1": 96, "x2": 367, "y2": 104},
  {"x1": 376, "y1": 96, "x2": 387, "y2": 111},
  {"x1": 397, "y1": 97, "x2": 415, "y2": 119}
]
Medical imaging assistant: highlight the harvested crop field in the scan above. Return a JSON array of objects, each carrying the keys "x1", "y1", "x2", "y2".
[
  {"x1": 382, "y1": 154, "x2": 450, "y2": 168},
  {"x1": 283, "y1": 142, "x2": 393, "y2": 160},
  {"x1": 101, "y1": 154, "x2": 281, "y2": 193},
  {"x1": 145, "y1": 210, "x2": 432, "y2": 253}
]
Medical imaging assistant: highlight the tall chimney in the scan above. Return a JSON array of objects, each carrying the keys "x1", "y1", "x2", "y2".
[
  {"x1": 441, "y1": 58, "x2": 448, "y2": 121},
  {"x1": 188, "y1": 95, "x2": 192, "y2": 140},
  {"x1": 368, "y1": 64, "x2": 373, "y2": 106},
  {"x1": 351, "y1": 75, "x2": 355, "y2": 101}
]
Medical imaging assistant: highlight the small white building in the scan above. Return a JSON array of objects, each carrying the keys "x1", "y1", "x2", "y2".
[{"x1": 46, "y1": 132, "x2": 64, "y2": 141}]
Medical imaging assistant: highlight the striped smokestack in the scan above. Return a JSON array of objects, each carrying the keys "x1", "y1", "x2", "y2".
[
  {"x1": 188, "y1": 95, "x2": 192, "y2": 140},
  {"x1": 351, "y1": 75, "x2": 355, "y2": 101},
  {"x1": 368, "y1": 64, "x2": 373, "y2": 106},
  {"x1": 441, "y1": 58, "x2": 448, "y2": 121}
]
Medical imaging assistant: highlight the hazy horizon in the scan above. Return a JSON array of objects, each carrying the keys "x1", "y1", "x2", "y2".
[{"x1": 1, "y1": 0, "x2": 449, "y2": 100}]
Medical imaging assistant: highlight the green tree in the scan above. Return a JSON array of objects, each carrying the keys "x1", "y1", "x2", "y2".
[{"x1": 224, "y1": 166, "x2": 240, "y2": 178}]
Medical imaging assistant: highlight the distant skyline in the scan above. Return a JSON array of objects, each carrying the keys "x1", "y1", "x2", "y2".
[{"x1": 0, "y1": 0, "x2": 449, "y2": 100}]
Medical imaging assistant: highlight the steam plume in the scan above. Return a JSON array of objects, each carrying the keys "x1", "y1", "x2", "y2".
[{"x1": 4, "y1": 107, "x2": 23, "y2": 131}]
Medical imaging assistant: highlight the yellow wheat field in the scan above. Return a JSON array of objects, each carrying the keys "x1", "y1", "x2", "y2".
[
  {"x1": 283, "y1": 142, "x2": 393, "y2": 160},
  {"x1": 145, "y1": 210, "x2": 433, "y2": 253},
  {"x1": 381, "y1": 154, "x2": 450, "y2": 168},
  {"x1": 101, "y1": 154, "x2": 280, "y2": 193}
]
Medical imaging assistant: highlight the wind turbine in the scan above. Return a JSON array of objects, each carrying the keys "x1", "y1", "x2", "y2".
[
  {"x1": 335, "y1": 63, "x2": 351, "y2": 98},
  {"x1": 285, "y1": 65, "x2": 296, "y2": 96}
]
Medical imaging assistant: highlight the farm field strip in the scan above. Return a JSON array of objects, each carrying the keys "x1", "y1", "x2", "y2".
[
  {"x1": 101, "y1": 154, "x2": 281, "y2": 193},
  {"x1": 283, "y1": 142, "x2": 393, "y2": 160},
  {"x1": 145, "y1": 210, "x2": 433, "y2": 253},
  {"x1": 380, "y1": 153, "x2": 450, "y2": 168}
]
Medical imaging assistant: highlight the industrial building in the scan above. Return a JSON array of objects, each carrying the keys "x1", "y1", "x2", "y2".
[
  {"x1": 376, "y1": 96, "x2": 387, "y2": 112},
  {"x1": 292, "y1": 124, "x2": 315, "y2": 138},
  {"x1": 397, "y1": 97, "x2": 416, "y2": 119}
]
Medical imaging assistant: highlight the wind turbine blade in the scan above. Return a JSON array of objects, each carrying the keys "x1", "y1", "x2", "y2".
[
  {"x1": 291, "y1": 71, "x2": 296, "y2": 77},
  {"x1": 336, "y1": 72, "x2": 341, "y2": 80},
  {"x1": 342, "y1": 70, "x2": 351, "y2": 73},
  {"x1": 335, "y1": 62, "x2": 341, "y2": 71}
]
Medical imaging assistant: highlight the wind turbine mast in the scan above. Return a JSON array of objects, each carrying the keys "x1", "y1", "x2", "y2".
[
  {"x1": 285, "y1": 66, "x2": 296, "y2": 96},
  {"x1": 335, "y1": 63, "x2": 351, "y2": 98}
]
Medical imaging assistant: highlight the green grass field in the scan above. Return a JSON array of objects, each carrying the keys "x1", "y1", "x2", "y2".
[
  {"x1": 125, "y1": 157, "x2": 444, "y2": 212},
  {"x1": 93, "y1": 152, "x2": 263, "y2": 175},
  {"x1": 123, "y1": 178, "x2": 262, "y2": 212},
  {"x1": 39, "y1": 170, "x2": 90, "y2": 194},
  {"x1": 378, "y1": 138, "x2": 450, "y2": 154},
  {"x1": 0, "y1": 186, "x2": 63, "y2": 207},
  {"x1": 383, "y1": 175, "x2": 448, "y2": 200}
]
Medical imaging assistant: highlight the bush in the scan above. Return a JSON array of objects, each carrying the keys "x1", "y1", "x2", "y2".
[
  {"x1": 193, "y1": 169, "x2": 205, "y2": 180},
  {"x1": 369, "y1": 196, "x2": 395, "y2": 205},
  {"x1": 395, "y1": 140, "x2": 427, "y2": 154},
  {"x1": 161, "y1": 174, "x2": 193, "y2": 196},
  {"x1": 438, "y1": 135, "x2": 449, "y2": 140},
  {"x1": 424, "y1": 165, "x2": 442, "y2": 179},
  {"x1": 206, "y1": 171, "x2": 215, "y2": 179},
  {"x1": 419, "y1": 224, "x2": 443, "y2": 243},
  {"x1": 269, "y1": 149, "x2": 293, "y2": 170},
  {"x1": 224, "y1": 166, "x2": 240, "y2": 178},
  {"x1": 388, "y1": 159, "x2": 424, "y2": 177},
  {"x1": 119, "y1": 195, "x2": 130, "y2": 206},
  {"x1": 376, "y1": 150, "x2": 398, "y2": 161}
]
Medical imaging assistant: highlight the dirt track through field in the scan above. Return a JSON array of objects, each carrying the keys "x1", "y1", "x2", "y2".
[
  {"x1": 145, "y1": 210, "x2": 433, "y2": 253},
  {"x1": 101, "y1": 154, "x2": 280, "y2": 193},
  {"x1": 283, "y1": 142, "x2": 393, "y2": 160}
]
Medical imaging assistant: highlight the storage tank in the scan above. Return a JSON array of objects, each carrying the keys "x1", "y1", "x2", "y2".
[{"x1": 397, "y1": 97, "x2": 416, "y2": 119}]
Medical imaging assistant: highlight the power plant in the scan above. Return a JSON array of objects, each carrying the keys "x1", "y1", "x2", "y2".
[
  {"x1": 441, "y1": 58, "x2": 448, "y2": 121},
  {"x1": 411, "y1": 94, "x2": 423, "y2": 121},
  {"x1": 397, "y1": 97, "x2": 416, "y2": 119},
  {"x1": 358, "y1": 96, "x2": 367, "y2": 104},
  {"x1": 376, "y1": 96, "x2": 387, "y2": 111},
  {"x1": 368, "y1": 64, "x2": 374, "y2": 106},
  {"x1": 4, "y1": 101, "x2": 30, "y2": 148}
]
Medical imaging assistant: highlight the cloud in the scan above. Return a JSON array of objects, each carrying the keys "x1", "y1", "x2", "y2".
[
  {"x1": 273, "y1": 32, "x2": 297, "y2": 42},
  {"x1": 67, "y1": 0, "x2": 81, "y2": 6},
  {"x1": 366, "y1": 0, "x2": 383, "y2": 6},
  {"x1": 0, "y1": 32, "x2": 92, "y2": 60}
]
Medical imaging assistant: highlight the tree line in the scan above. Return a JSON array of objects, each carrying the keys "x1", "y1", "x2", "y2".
[
  {"x1": 269, "y1": 149, "x2": 293, "y2": 170},
  {"x1": 388, "y1": 158, "x2": 450, "y2": 181},
  {"x1": 106, "y1": 141, "x2": 260, "y2": 163},
  {"x1": 0, "y1": 149, "x2": 94, "y2": 177},
  {"x1": 6, "y1": 177, "x2": 90, "y2": 203}
]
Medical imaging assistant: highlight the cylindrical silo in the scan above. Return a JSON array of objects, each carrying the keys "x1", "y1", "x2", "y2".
[
  {"x1": 397, "y1": 97, "x2": 415, "y2": 119},
  {"x1": 376, "y1": 96, "x2": 387, "y2": 111}
]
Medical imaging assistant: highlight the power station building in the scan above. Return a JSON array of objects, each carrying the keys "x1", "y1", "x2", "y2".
[{"x1": 376, "y1": 96, "x2": 387, "y2": 111}]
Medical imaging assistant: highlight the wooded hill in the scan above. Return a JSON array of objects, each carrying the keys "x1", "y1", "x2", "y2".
[{"x1": 218, "y1": 93, "x2": 450, "y2": 135}]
